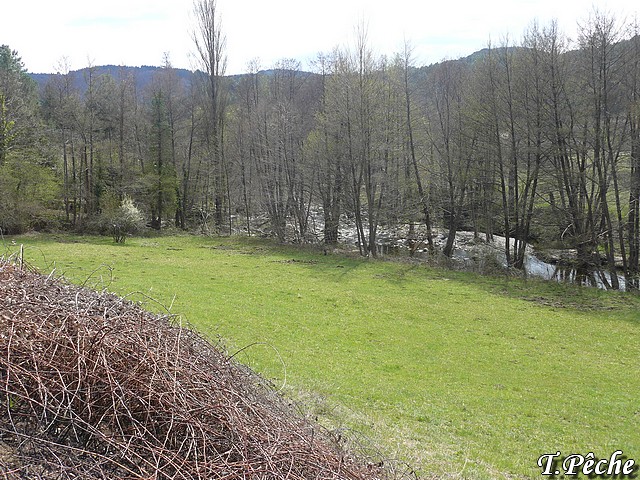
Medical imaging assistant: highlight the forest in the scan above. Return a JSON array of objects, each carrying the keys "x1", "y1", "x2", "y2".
[{"x1": 1, "y1": 3, "x2": 639, "y2": 290}]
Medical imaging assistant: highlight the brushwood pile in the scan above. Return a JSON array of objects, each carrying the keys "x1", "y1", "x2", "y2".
[{"x1": 0, "y1": 262, "x2": 391, "y2": 479}]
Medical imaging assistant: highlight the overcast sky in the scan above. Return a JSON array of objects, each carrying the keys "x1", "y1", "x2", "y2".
[{"x1": 4, "y1": 0, "x2": 637, "y2": 74}]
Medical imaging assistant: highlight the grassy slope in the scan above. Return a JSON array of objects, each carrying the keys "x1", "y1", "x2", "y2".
[{"x1": 4, "y1": 234, "x2": 639, "y2": 478}]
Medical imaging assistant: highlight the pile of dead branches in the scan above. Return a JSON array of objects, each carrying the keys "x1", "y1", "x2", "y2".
[{"x1": 0, "y1": 262, "x2": 397, "y2": 479}]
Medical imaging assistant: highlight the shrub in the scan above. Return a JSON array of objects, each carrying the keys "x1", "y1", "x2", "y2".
[{"x1": 110, "y1": 196, "x2": 145, "y2": 243}]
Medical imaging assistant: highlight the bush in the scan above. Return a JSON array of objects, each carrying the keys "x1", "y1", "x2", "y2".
[
  {"x1": 110, "y1": 196, "x2": 145, "y2": 243},
  {"x1": 82, "y1": 195, "x2": 145, "y2": 242}
]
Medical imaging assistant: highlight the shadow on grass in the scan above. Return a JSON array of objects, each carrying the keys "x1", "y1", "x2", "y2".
[
  {"x1": 444, "y1": 267, "x2": 640, "y2": 314},
  {"x1": 231, "y1": 235, "x2": 640, "y2": 314},
  {"x1": 10, "y1": 232, "x2": 640, "y2": 317}
]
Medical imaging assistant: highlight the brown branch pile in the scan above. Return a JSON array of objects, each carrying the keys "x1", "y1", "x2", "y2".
[{"x1": 0, "y1": 263, "x2": 396, "y2": 479}]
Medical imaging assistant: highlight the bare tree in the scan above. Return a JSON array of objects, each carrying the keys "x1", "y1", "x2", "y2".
[
  {"x1": 625, "y1": 21, "x2": 640, "y2": 289},
  {"x1": 309, "y1": 52, "x2": 344, "y2": 246},
  {"x1": 193, "y1": 0, "x2": 227, "y2": 230},
  {"x1": 577, "y1": 11, "x2": 627, "y2": 288},
  {"x1": 401, "y1": 41, "x2": 434, "y2": 253},
  {"x1": 426, "y1": 59, "x2": 474, "y2": 258}
]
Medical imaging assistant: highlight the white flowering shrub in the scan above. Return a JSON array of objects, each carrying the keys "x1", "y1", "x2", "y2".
[{"x1": 112, "y1": 196, "x2": 145, "y2": 243}]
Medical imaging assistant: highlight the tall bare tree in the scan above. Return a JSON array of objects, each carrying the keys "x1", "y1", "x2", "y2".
[
  {"x1": 309, "y1": 52, "x2": 344, "y2": 246},
  {"x1": 625, "y1": 22, "x2": 640, "y2": 289},
  {"x1": 401, "y1": 41, "x2": 434, "y2": 253},
  {"x1": 193, "y1": 0, "x2": 227, "y2": 230},
  {"x1": 567, "y1": 11, "x2": 629, "y2": 288},
  {"x1": 426, "y1": 59, "x2": 474, "y2": 257}
]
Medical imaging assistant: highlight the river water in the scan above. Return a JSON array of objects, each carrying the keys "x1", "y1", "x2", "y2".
[
  {"x1": 523, "y1": 253, "x2": 626, "y2": 290},
  {"x1": 371, "y1": 228, "x2": 628, "y2": 291}
]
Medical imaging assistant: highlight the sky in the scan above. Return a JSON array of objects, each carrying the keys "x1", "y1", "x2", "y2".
[{"x1": 4, "y1": 0, "x2": 637, "y2": 75}]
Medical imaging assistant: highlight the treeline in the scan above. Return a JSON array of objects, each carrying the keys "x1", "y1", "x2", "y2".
[{"x1": 1, "y1": 5, "x2": 639, "y2": 289}]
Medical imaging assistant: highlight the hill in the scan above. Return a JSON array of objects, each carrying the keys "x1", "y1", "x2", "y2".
[
  {"x1": 30, "y1": 64, "x2": 194, "y2": 95},
  {"x1": 27, "y1": 48, "x2": 492, "y2": 95}
]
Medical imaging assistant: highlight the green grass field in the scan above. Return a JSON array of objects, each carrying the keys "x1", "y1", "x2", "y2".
[{"x1": 3, "y1": 234, "x2": 639, "y2": 478}]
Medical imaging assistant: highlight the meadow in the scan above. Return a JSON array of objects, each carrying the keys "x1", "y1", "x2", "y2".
[{"x1": 3, "y1": 234, "x2": 639, "y2": 478}]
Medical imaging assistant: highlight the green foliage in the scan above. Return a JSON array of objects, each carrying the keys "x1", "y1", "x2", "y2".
[
  {"x1": 0, "y1": 45, "x2": 55, "y2": 234},
  {"x1": 0, "y1": 93, "x2": 17, "y2": 164},
  {"x1": 0, "y1": 152, "x2": 60, "y2": 234},
  {"x1": 8, "y1": 234, "x2": 640, "y2": 478},
  {"x1": 0, "y1": 45, "x2": 38, "y2": 161},
  {"x1": 145, "y1": 90, "x2": 177, "y2": 229},
  {"x1": 0, "y1": 45, "x2": 30, "y2": 77}
]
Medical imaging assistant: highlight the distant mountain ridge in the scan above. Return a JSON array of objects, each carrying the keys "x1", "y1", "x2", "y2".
[
  {"x1": 31, "y1": 38, "x2": 638, "y2": 96},
  {"x1": 30, "y1": 45, "x2": 558, "y2": 97},
  {"x1": 29, "y1": 65, "x2": 195, "y2": 95},
  {"x1": 29, "y1": 64, "x2": 311, "y2": 96}
]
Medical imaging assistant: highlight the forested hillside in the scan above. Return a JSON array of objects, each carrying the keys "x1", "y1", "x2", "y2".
[{"x1": 1, "y1": 10, "x2": 639, "y2": 289}]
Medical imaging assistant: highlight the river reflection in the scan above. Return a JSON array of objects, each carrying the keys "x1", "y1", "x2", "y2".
[
  {"x1": 370, "y1": 232, "x2": 628, "y2": 290},
  {"x1": 524, "y1": 252, "x2": 626, "y2": 290}
]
